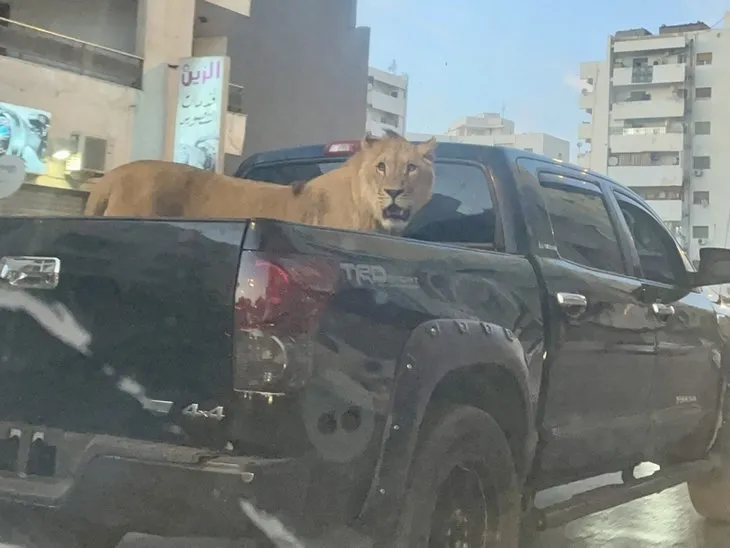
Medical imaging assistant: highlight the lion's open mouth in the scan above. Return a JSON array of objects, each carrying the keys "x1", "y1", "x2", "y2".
[{"x1": 383, "y1": 204, "x2": 411, "y2": 222}]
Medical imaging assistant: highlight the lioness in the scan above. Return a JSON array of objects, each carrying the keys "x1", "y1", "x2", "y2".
[{"x1": 84, "y1": 131, "x2": 437, "y2": 234}]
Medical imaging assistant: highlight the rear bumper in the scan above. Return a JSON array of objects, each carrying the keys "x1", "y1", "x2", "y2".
[{"x1": 0, "y1": 426, "x2": 310, "y2": 538}]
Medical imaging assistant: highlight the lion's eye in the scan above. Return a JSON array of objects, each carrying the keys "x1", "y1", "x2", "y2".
[
  {"x1": 406, "y1": 163, "x2": 417, "y2": 174},
  {"x1": 376, "y1": 162, "x2": 386, "y2": 173}
]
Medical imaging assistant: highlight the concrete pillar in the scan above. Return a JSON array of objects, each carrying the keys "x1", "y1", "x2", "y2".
[{"x1": 131, "y1": 0, "x2": 196, "y2": 162}]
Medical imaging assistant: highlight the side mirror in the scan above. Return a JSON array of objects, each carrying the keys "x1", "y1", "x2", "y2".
[{"x1": 690, "y1": 247, "x2": 730, "y2": 287}]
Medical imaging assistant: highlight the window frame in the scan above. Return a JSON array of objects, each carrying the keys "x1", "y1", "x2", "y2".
[
  {"x1": 612, "y1": 189, "x2": 689, "y2": 287},
  {"x1": 243, "y1": 156, "x2": 507, "y2": 251},
  {"x1": 403, "y1": 158, "x2": 505, "y2": 251},
  {"x1": 537, "y1": 172, "x2": 630, "y2": 276}
]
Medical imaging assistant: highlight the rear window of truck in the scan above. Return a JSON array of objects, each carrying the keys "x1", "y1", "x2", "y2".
[{"x1": 243, "y1": 159, "x2": 499, "y2": 247}]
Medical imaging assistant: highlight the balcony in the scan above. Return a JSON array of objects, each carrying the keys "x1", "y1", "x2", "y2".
[
  {"x1": 613, "y1": 35, "x2": 687, "y2": 53},
  {"x1": 0, "y1": 17, "x2": 143, "y2": 88},
  {"x1": 646, "y1": 199, "x2": 682, "y2": 222},
  {"x1": 203, "y1": 0, "x2": 251, "y2": 16},
  {"x1": 612, "y1": 99, "x2": 684, "y2": 120},
  {"x1": 578, "y1": 122, "x2": 592, "y2": 141},
  {"x1": 369, "y1": 91, "x2": 405, "y2": 117},
  {"x1": 576, "y1": 151, "x2": 591, "y2": 168},
  {"x1": 613, "y1": 63, "x2": 686, "y2": 86},
  {"x1": 579, "y1": 91, "x2": 594, "y2": 111},
  {"x1": 608, "y1": 164, "x2": 683, "y2": 188},
  {"x1": 609, "y1": 126, "x2": 684, "y2": 153},
  {"x1": 580, "y1": 62, "x2": 599, "y2": 83}
]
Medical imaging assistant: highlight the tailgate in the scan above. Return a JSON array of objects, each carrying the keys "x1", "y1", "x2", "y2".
[{"x1": 0, "y1": 217, "x2": 247, "y2": 445}]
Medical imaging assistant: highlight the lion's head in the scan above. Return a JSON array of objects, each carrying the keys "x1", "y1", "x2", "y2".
[{"x1": 354, "y1": 130, "x2": 437, "y2": 234}]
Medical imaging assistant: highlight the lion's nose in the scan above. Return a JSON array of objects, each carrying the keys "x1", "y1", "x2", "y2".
[{"x1": 385, "y1": 188, "x2": 404, "y2": 200}]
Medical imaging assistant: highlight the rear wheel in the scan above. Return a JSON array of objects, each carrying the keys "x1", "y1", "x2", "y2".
[{"x1": 395, "y1": 405, "x2": 522, "y2": 547}]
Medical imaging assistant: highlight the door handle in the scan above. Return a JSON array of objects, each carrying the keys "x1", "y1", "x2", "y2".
[
  {"x1": 651, "y1": 302, "x2": 675, "y2": 319},
  {"x1": 556, "y1": 292, "x2": 588, "y2": 315}
]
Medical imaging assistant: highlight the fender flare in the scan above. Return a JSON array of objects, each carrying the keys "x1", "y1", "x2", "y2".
[{"x1": 355, "y1": 318, "x2": 537, "y2": 532}]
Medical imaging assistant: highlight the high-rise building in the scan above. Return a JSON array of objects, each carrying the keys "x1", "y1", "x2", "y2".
[
  {"x1": 408, "y1": 113, "x2": 570, "y2": 161},
  {"x1": 366, "y1": 66, "x2": 408, "y2": 135},
  {"x1": 577, "y1": 13, "x2": 730, "y2": 260}
]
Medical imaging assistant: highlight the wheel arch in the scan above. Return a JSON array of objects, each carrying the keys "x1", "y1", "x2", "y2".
[{"x1": 355, "y1": 318, "x2": 538, "y2": 536}]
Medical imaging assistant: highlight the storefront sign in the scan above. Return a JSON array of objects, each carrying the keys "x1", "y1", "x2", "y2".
[{"x1": 173, "y1": 56, "x2": 230, "y2": 173}]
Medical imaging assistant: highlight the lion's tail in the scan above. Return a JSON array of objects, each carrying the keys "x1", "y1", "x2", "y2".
[{"x1": 83, "y1": 175, "x2": 113, "y2": 216}]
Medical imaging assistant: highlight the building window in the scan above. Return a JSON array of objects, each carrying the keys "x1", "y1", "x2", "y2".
[
  {"x1": 694, "y1": 121, "x2": 711, "y2": 135},
  {"x1": 631, "y1": 186, "x2": 682, "y2": 201},
  {"x1": 677, "y1": 53, "x2": 687, "y2": 63},
  {"x1": 693, "y1": 156, "x2": 711, "y2": 169},
  {"x1": 693, "y1": 226, "x2": 709, "y2": 239},
  {"x1": 696, "y1": 52, "x2": 713, "y2": 66},
  {"x1": 628, "y1": 91, "x2": 651, "y2": 102},
  {"x1": 389, "y1": 90, "x2": 399, "y2": 98},
  {"x1": 693, "y1": 191, "x2": 710, "y2": 205},
  {"x1": 524, "y1": 147, "x2": 533, "y2": 152},
  {"x1": 696, "y1": 87, "x2": 712, "y2": 99}
]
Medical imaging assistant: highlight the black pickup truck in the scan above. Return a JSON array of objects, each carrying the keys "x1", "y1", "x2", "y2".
[{"x1": 2, "y1": 142, "x2": 730, "y2": 547}]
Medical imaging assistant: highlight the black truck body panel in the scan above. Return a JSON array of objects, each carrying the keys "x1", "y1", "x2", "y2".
[
  {"x1": 0, "y1": 219, "x2": 245, "y2": 444},
  {"x1": 0, "y1": 143, "x2": 725, "y2": 542}
]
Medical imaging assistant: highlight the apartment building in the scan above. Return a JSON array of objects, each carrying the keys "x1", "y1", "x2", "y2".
[
  {"x1": 577, "y1": 13, "x2": 730, "y2": 261},
  {"x1": 0, "y1": 0, "x2": 369, "y2": 215},
  {"x1": 366, "y1": 66, "x2": 408, "y2": 135},
  {"x1": 408, "y1": 113, "x2": 570, "y2": 160}
]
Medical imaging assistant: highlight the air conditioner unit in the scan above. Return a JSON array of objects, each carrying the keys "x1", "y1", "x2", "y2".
[
  {"x1": 698, "y1": 238, "x2": 708, "y2": 246},
  {"x1": 701, "y1": 199, "x2": 709, "y2": 208},
  {"x1": 694, "y1": 169, "x2": 704, "y2": 177},
  {"x1": 65, "y1": 133, "x2": 108, "y2": 175}
]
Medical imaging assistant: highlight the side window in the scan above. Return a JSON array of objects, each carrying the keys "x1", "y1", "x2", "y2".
[
  {"x1": 403, "y1": 162, "x2": 497, "y2": 245},
  {"x1": 540, "y1": 178, "x2": 625, "y2": 274},
  {"x1": 244, "y1": 161, "x2": 341, "y2": 185},
  {"x1": 615, "y1": 196, "x2": 683, "y2": 285}
]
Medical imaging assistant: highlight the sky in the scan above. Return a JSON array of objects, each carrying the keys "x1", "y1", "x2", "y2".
[{"x1": 357, "y1": 0, "x2": 729, "y2": 156}]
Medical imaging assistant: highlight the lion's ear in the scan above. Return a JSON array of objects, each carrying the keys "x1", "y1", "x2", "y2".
[
  {"x1": 417, "y1": 137, "x2": 437, "y2": 161},
  {"x1": 361, "y1": 132, "x2": 379, "y2": 149}
]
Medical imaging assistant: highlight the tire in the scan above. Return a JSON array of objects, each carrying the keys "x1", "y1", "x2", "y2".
[
  {"x1": 687, "y1": 415, "x2": 730, "y2": 523},
  {"x1": 688, "y1": 454, "x2": 730, "y2": 522},
  {"x1": 394, "y1": 405, "x2": 522, "y2": 547}
]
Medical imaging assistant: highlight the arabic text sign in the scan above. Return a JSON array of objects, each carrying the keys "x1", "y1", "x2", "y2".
[{"x1": 173, "y1": 56, "x2": 229, "y2": 173}]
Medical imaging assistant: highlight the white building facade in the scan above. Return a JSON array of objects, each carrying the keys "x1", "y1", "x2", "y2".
[
  {"x1": 408, "y1": 113, "x2": 570, "y2": 161},
  {"x1": 366, "y1": 66, "x2": 408, "y2": 136},
  {"x1": 577, "y1": 13, "x2": 730, "y2": 261}
]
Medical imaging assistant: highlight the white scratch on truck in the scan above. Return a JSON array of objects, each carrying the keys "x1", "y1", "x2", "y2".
[{"x1": 0, "y1": 287, "x2": 91, "y2": 355}]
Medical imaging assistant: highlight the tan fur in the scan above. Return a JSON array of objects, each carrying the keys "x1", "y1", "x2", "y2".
[{"x1": 85, "y1": 132, "x2": 437, "y2": 234}]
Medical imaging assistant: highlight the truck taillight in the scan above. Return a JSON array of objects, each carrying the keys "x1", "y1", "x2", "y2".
[
  {"x1": 324, "y1": 141, "x2": 360, "y2": 156},
  {"x1": 233, "y1": 252, "x2": 339, "y2": 392}
]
